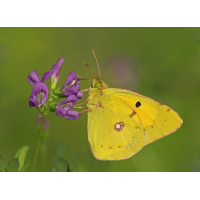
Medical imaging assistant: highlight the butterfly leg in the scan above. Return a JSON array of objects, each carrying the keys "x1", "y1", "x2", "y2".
[
  {"x1": 80, "y1": 89, "x2": 91, "y2": 92},
  {"x1": 75, "y1": 99, "x2": 90, "y2": 106},
  {"x1": 83, "y1": 101, "x2": 103, "y2": 115},
  {"x1": 79, "y1": 108, "x2": 92, "y2": 114}
]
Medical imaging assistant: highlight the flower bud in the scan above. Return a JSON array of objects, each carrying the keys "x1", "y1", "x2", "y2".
[{"x1": 51, "y1": 58, "x2": 64, "y2": 90}]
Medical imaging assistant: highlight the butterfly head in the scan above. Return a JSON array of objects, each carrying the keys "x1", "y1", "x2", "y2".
[{"x1": 91, "y1": 77, "x2": 107, "y2": 89}]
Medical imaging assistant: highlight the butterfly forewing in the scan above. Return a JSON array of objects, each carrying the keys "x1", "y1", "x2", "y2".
[{"x1": 102, "y1": 88, "x2": 183, "y2": 145}]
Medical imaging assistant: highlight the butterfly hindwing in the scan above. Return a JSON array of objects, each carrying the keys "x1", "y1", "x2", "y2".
[{"x1": 87, "y1": 94, "x2": 144, "y2": 160}]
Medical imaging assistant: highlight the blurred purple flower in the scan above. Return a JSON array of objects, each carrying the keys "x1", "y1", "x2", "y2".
[
  {"x1": 29, "y1": 82, "x2": 48, "y2": 107},
  {"x1": 51, "y1": 58, "x2": 65, "y2": 89},
  {"x1": 55, "y1": 95, "x2": 81, "y2": 120},
  {"x1": 37, "y1": 114, "x2": 49, "y2": 130},
  {"x1": 28, "y1": 70, "x2": 54, "y2": 87},
  {"x1": 105, "y1": 55, "x2": 139, "y2": 90}
]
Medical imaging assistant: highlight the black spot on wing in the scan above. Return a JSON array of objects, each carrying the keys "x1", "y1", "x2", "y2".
[{"x1": 136, "y1": 101, "x2": 141, "y2": 108}]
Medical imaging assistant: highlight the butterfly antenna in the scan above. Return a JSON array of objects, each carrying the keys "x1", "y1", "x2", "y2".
[
  {"x1": 92, "y1": 49, "x2": 101, "y2": 79},
  {"x1": 84, "y1": 62, "x2": 99, "y2": 78},
  {"x1": 76, "y1": 74, "x2": 92, "y2": 82}
]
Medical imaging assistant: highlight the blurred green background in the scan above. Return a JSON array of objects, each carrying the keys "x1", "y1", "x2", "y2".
[{"x1": 0, "y1": 27, "x2": 200, "y2": 172}]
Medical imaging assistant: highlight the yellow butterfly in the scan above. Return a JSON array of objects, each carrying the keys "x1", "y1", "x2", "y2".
[{"x1": 86, "y1": 50, "x2": 183, "y2": 161}]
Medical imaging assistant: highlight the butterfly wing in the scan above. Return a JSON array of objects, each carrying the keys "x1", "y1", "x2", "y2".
[
  {"x1": 101, "y1": 88, "x2": 183, "y2": 145},
  {"x1": 87, "y1": 94, "x2": 144, "y2": 160}
]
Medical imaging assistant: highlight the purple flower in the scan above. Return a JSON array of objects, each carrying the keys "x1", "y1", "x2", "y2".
[
  {"x1": 28, "y1": 59, "x2": 83, "y2": 120},
  {"x1": 51, "y1": 58, "x2": 65, "y2": 89},
  {"x1": 62, "y1": 72, "x2": 80, "y2": 96},
  {"x1": 28, "y1": 68, "x2": 54, "y2": 108},
  {"x1": 55, "y1": 95, "x2": 80, "y2": 120},
  {"x1": 64, "y1": 110, "x2": 81, "y2": 120},
  {"x1": 28, "y1": 70, "x2": 54, "y2": 87},
  {"x1": 55, "y1": 95, "x2": 77, "y2": 116},
  {"x1": 53, "y1": 71, "x2": 83, "y2": 99},
  {"x1": 29, "y1": 82, "x2": 48, "y2": 107},
  {"x1": 76, "y1": 90, "x2": 83, "y2": 99}
]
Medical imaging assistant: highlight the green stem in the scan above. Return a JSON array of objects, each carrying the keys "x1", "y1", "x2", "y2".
[{"x1": 32, "y1": 116, "x2": 44, "y2": 172}]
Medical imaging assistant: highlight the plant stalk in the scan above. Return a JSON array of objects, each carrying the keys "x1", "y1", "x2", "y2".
[{"x1": 32, "y1": 116, "x2": 44, "y2": 172}]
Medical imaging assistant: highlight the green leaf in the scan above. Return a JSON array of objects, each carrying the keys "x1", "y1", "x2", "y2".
[
  {"x1": 53, "y1": 141, "x2": 77, "y2": 172},
  {"x1": 19, "y1": 163, "x2": 29, "y2": 172},
  {"x1": 7, "y1": 158, "x2": 19, "y2": 172},
  {"x1": 53, "y1": 157, "x2": 69, "y2": 172},
  {"x1": 0, "y1": 159, "x2": 6, "y2": 172},
  {"x1": 15, "y1": 145, "x2": 29, "y2": 171}
]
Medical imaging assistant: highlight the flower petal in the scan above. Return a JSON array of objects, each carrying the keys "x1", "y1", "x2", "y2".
[
  {"x1": 75, "y1": 80, "x2": 81, "y2": 92},
  {"x1": 63, "y1": 80, "x2": 80, "y2": 96},
  {"x1": 76, "y1": 91, "x2": 83, "y2": 99},
  {"x1": 40, "y1": 70, "x2": 54, "y2": 82},
  {"x1": 51, "y1": 58, "x2": 65, "y2": 82},
  {"x1": 55, "y1": 106, "x2": 68, "y2": 117},
  {"x1": 64, "y1": 72, "x2": 77, "y2": 86},
  {"x1": 29, "y1": 95, "x2": 40, "y2": 107},
  {"x1": 58, "y1": 95, "x2": 77, "y2": 106},
  {"x1": 63, "y1": 85, "x2": 77, "y2": 96},
  {"x1": 64, "y1": 110, "x2": 80, "y2": 120},
  {"x1": 31, "y1": 82, "x2": 49, "y2": 106},
  {"x1": 27, "y1": 70, "x2": 40, "y2": 86}
]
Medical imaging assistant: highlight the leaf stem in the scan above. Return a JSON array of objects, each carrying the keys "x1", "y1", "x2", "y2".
[{"x1": 32, "y1": 115, "x2": 44, "y2": 172}]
